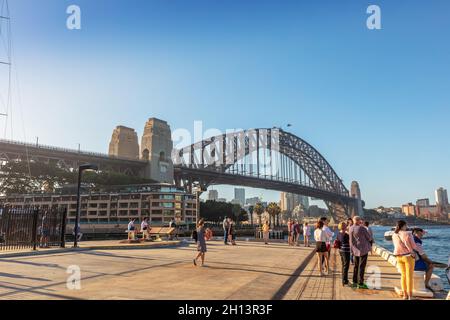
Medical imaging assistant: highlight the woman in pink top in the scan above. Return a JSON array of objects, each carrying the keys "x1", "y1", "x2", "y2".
[{"x1": 392, "y1": 220, "x2": 418, "y2": 300}]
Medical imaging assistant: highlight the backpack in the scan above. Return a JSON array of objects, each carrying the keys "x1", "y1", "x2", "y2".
[{"x1": 192, "y1": 230, "x2": 198, "y2": 242}]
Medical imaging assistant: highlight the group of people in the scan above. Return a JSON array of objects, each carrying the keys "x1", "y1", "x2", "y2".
[
  {"x1": 319, "y1": 216, "x2": 433, "y2": 299},
  {"x1": 286, "y1": 219, "x2": 312, "y2": 247},
  {"x1": 192, "y1": 216, "x2": 238, "y2": 267},
  {"x1": 333, "y1": 216, "x2": 373, "y2": 289},
  {"x1": 126, "y1": 217, "x2": 179, "y2": 241},
  {"x1": 191, "y1": 215, "x2": 435, "y2": 299}
]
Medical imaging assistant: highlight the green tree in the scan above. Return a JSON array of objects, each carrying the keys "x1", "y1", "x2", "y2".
[
  {"x1": 253, "y1": 203, "x2": 265, "y2": 227},
  {"x1": 267, "y1": 202, "x2": 281, "y2": 227},
  {"x1": 200, "y1": 200, "x2": 233, "y2": 222},
  {"x1": 0, "y1": 159, "x2": 153, "y2": 196},
  {"x1": 248, "y1": 205, "x2": 254, "y2": 226}
]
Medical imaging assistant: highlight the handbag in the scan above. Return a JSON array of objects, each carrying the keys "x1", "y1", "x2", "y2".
[{"x1": 333, "y1": 239, "x2": 341, "y2": 249}]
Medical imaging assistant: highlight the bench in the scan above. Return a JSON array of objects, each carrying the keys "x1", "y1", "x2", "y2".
[{"x1": 148, "y1": 227, "x2": 175, "y2": 241}]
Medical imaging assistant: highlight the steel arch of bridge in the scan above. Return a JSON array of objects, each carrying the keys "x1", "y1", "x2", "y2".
[{"x1": 173, "y1": 128, "x2": 358, "y2": 220}]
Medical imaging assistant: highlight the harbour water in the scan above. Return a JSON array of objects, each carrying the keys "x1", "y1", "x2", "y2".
[{"x1": 371, "y1": 225, "x2": 450, "y2": 291}]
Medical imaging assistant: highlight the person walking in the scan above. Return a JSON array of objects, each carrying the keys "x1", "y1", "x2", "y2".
[
  {"x1": 349, "y1": 216, "x2": 372, "y2": 289},
  {"x1": 319, "y1": 217, "x2": 334, "y2": 268},
  {"x1": 287, "y1": 218, "x2": 293, "y2": 246},
  {"x1": 336, "y1": 222, "x2": 351, "y2": 286},
  {"x1": 228, "y1": 218, "x2": 236, "y2": 245},
  {"x1": 72, "y1": 224, "x2": 83, "y2": 242},
  {"x1": 292, "y1": 220, "x2": 299, "y2": 246},
  {"x1": 303, "y1": 222, "x2": 311, "y2": 247},
  {"x1": 262, "y1": 220, "x2": 270, "y2": 245},
  {"x1": 321, "y1": 217, "x2": 334, "y2": 258},
  {"x1": 412, "y1": 228, "x2": 434, "y2": 291},
  {"x1": 392, "y1": 220, "x2": 418, "y2": 300},
  {"x1": 193, "y1": 219, "x2": 207, "y2": 267},
  {"x1": 314, "y1": 220, "x2": 329, "y2": 276},
  {"x1": 223, "y1": 216, "x2": 229, "y2": 245}
]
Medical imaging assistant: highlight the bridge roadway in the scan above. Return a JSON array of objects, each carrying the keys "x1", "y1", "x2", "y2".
[
  {"x1": 174, "y1": 167, "x2": 357, "y2": 204},
  {"x1": 0, "y1": 240, "x2": 403, "y2": 300},
  {"x1": 0, "y1": 139, "x2": 147, "y2": 176}
]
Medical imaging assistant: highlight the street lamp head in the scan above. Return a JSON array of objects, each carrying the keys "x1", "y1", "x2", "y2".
[{"x1": 79, "y1": 164, "x2": 99, "y2": 172}]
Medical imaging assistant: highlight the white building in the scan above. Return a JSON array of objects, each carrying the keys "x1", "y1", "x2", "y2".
[
  {"x1": 280, "y1": 192, "x2": 309, "y2": 213},
  {"x1": 435, "y1": 187, "x2": 449, "y2": 207}
]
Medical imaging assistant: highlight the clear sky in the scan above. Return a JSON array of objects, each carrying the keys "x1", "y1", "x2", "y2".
[{"x1": 0, "y1": 0, "x2": 449, "y2": 208}]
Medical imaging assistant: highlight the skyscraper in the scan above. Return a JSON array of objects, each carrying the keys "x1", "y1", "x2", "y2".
[
  {"x1": 435, "y1": 187, "x2": 449, "y2": 206},
  {"x1": 234, "y1": 188, "x2": 246, "y2": 206},
  {"x1": 280, "y1": 192, "x2": 309, "y2": 212},
  {"x1": 208, "y1": 189, "x2": 219, "y2": 201}
]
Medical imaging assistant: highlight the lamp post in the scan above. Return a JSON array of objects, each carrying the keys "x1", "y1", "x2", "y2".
[
  {"x1": 192, "y1": 184, "x2": 206, "y2": 224},
  {"x1": 74, "y1": 164, "x2": 98, "y2": 248},
  {"x1": 193, "y1": 186, "x2": 201, "y2": 224}
]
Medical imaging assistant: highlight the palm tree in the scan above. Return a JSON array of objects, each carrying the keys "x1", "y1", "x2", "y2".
[
  {"x1": 253, "y1": 203, "x2": 265, "y2": 227},
  {"x1": 248, "y1": 205, "x2": 254, "y2": 226},
  {"x1": 267, "y1": 202, "x2": 281, "y2": 228}
]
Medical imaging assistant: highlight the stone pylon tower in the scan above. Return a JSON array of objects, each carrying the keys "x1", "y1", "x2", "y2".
[
  {"x1": 108, "y1": 126, "x2": 140, "y2": 160},
  {"x1": 350, "y1": 181, "x2": 364, "y2": 217},
  {"x1": 141, "y1": 118, "x2": 174, "y2": 183}
]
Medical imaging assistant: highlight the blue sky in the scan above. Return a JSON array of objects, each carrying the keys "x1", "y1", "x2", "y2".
[{"x1": 1, "y1": 0, "x2": 449, "y2": 207}]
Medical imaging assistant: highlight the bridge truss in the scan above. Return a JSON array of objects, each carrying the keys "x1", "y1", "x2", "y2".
[{"x1": 173, "y1": 129, "x2": 359, "y2": 220}]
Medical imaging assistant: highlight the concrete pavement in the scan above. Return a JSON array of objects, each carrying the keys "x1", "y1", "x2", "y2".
[
  {"x1": 0, "y1": 241, "x2": 314, "y2": 300},
  {"x1": 0, "y1": 240, "x2": 436, "y2": 300}
]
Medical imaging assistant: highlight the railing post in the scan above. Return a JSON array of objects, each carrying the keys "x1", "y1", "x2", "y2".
[
  {"x1": 60, "y1": 208, "x2": 67, "y2": 248},
  {"x1": 31, "y1": 208, "x2": 39, "y2": 251}
]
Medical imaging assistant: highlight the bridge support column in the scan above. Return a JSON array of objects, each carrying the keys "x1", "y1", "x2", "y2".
[
  {"x1": 350, "y1": 181, "x2": 364, "y2": 217},
  {"x1": 327, "y1": 201, "x2": 350, "y2": 222}
]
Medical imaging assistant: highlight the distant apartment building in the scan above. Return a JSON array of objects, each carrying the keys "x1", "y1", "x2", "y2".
[
  {"x1": 416, "y1": 198, "x2": 430, "y2": 208},
  {"x1": 435, "y1": 187, "x2": 449, "y2": 207},
  {"x1": 280, "y1": 192, "x2": 309, "y2": 213},
  {"x1": 417, "y1": 205, "x2": 439, "y2": 221},
  {"x1": 217, "y1": 198, "x2": 227, "y2": 203},
  {"x1": 208, "y1": 189, "x2": 219, "y2": 201},
  {"x1": 0, "y1": 184, "x2": 197, "y2": 227},
  {"x1": 306, "y1": 205, "x2": 328, "y2": 218},
  {"x1": 401, "y1": 203, "x2": 416, "y2": 217},
  {"x1": 245, "y1": 197, "x2": 260, "y2": 206},
  {"x1": 234, "y1": 188, "x2": 246, "y2": 206}
]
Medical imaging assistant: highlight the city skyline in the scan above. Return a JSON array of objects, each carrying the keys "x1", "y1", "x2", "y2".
[{"x1": 1, "y1": 0, "x2": 449, "y2": 208}]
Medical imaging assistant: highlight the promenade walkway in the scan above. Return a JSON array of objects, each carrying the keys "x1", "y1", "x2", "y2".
[
  {"x1": 284, "y1": 249, "x2": 402, "y2": 300},
  {"x1": 0, "y1": 240, "x2": 424, "y2": 300}
]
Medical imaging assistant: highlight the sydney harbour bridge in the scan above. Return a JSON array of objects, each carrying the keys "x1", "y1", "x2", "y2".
[{"x1": 0, "y1": 118, "x2": 363, "y2": 221}]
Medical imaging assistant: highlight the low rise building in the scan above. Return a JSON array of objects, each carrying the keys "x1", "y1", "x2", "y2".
[
  {"x1": 0, "y1": 184, "x2": 197, "y2": 228},
  {"x1": 401, "y1": 203, "x2": 416, "y2": 217}
]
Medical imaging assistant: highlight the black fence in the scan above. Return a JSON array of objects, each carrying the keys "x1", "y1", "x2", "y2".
[{"x1": 0, "y1": 206, "x2": 67, "y2": 251}]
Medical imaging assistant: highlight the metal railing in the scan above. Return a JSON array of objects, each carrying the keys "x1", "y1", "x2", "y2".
[{"x1": 0, "y1": 206, "x2": 67, "y2": 251}]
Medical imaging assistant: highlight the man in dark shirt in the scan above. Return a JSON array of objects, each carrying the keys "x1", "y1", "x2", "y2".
[{"x1": 349, "y1": 216, "x2": 373, "y2": 289}]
